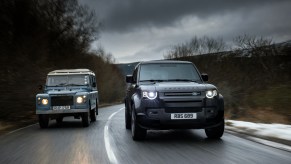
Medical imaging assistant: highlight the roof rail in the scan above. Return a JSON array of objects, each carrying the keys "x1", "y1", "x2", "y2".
[{"x1": 48, "y1": 69, "x2": 95, "y2": 76}]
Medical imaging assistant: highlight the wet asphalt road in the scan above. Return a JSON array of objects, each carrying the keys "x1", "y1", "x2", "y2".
[{"x1": 0, "y1": 104, "x2": 291, "y2": 164}]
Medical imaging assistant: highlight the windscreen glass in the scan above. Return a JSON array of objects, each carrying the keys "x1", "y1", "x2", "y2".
[
  {"x1": 46, "y1": 75, "x2": 89, "y2": 86},
  {"x1": 139, "y1": 63, "x2": 201, "y2": 82}
]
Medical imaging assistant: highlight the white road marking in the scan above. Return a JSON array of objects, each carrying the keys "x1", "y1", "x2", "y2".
[
  {"x1": 7, "y1": 123, "x2": 38, "y2": 134},
  {"x1": 104, "y1": 107, "x2": 124, "y2": 164}
]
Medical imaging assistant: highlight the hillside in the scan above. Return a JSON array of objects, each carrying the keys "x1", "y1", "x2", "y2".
[
  {"x1": 117, "y1": 45, "x2": 291, "y2": 124},
  {"x1": 180, "y1": 41, "x2": 291, "y2": 123},
  {"x1": 0, "y1": 0, "x2": 125, "y2": 133}
]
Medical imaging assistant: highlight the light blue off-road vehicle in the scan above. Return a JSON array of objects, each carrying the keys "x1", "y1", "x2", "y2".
[{"x1": 36, "y1": 69, "x2": 98, "y2": 128}]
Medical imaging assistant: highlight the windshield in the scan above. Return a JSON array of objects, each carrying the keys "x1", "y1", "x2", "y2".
[
  {"x1": 46, "y1": 75, "x2": 89, "y2": 86},
  {"x1": 139, "y1": 63, "x2": 201, "y2": 82}
]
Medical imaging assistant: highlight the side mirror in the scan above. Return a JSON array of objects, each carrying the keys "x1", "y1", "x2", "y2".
[
  {"x1": 38, "y1": 85, "x2": 43, "y2": 91},
  {"x1": 92, "y1": 82, "x2": 96, "y2": 87},
  {"x1": 201, "y1": 73, "x2": 208, "y2": 82},
  {"x1": 126, "y1": 75, "x2": 134, "y2": 83}
]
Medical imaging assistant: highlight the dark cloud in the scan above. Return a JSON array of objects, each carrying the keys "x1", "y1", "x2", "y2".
[
  {"x1": 80, "y1": 0, "x2": 291, "y2": 63},
  {"x1": 81, "y1": 0, "x2": 283, "y2": 32}
]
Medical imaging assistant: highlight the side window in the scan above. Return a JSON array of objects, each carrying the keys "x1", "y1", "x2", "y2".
[
  {"x1": 90, "y1": 75, "x2": 95, "y2": 87},
  {"x1": 92, "y1": 76, "x2": 97, "y2": 89},
  {"x1": 84, "y1": 75, "x2": 89, "y2": 85},
  {"x1": 89, "y1": 75, "x2": 93, "y2": 86}
]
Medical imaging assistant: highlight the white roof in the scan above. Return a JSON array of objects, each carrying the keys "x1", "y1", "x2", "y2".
[{"x1": 48, "y1": 69, "x2": 95, "y2": 76}]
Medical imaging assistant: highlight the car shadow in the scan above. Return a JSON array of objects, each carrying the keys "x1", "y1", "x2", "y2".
[
  {"x1": 139, "y1": 129, "x2": 224, "y2": 144},
  {"x1": 40, "y1": 117, "x2": 99, "y2": 129}
]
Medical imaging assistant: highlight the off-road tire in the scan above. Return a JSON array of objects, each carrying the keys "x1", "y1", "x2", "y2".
[
  {"x1": 205, "y1": 119, "x2": 225, "y2": 139},
  {"x1": 131, "y1": 105, "x2": 147, "y2": 140},
  {"x1": 96, "y1": 103, "x2": 99, "y2": 115},
  {"x1": 39, "y1": 115, "x2": 49, "y2": 128},
  {"x1": 90, "y1": 108, "x2": 97, "y2": 122},
  {"x1": 125, "y1": 104, "x2": 131, "y2": 129},
  {"x1": 82, "y1": 112, "x2": 90, "y2": 127}
]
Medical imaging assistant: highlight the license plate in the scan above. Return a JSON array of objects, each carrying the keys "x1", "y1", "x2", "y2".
[
  {"x1": 171, "y1": 113, "x2": 197, "y2": 119},
  {"x1": 53, "y1": 106, "x2": 70, "y2": 110}
]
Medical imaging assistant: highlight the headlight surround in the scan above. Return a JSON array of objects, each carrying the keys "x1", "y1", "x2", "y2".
[
  {"x1": 206, "y1": 90, "x2": 217, "y2": 98},
  {"x1": 41, "y1": 98, "x2": 48, "y2": 105},
  {"x1": 142, "y1": 91, "x2": 158, "y2": 100}
]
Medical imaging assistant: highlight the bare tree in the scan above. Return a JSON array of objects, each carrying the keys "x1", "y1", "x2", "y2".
[
  {"x1": 233, "y1": 34, "x2": 276, "y2": 70},
  {"x1": 189, "y1": 36, "x2": 200, "y2": 55},
  {"x1": 164, "y1": 35, "x2": 227, "y2": 59},
  {"x1": 37, "y1": 0, "x2": 102, "y2": 51},
  {"x1": 94, "y1": 45, "x2": 116, "y2": 64},
  {"x1": 234, "y1": 34, "x2": 274, "y2": 55},
  {"x1": 203, "y1": 36, "x2": 226, "y2": 54}
]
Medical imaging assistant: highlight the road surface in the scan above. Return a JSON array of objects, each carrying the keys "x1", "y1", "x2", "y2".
[{"x1": 0, "y1": 104, "x2": 291, "y2": 164}]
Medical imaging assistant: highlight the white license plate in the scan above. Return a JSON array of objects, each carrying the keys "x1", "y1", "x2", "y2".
[
  {"x1": 53, "y1": 106, "x2": 70, "y2": 110},
  {"x1": 171, "y1": 113, "x2": 197, "y2": 119}
]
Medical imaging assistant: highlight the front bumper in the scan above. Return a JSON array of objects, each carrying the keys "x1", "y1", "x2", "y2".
[
  {"x1": 36, "y1": 108, "x2": 89, "y2": 114},
  {"x1": 136, "y1": 108, "x2": 224, "y2": 130},
  {"x1": 134, "y1": 95, "x2": 224, "y2": 130}
]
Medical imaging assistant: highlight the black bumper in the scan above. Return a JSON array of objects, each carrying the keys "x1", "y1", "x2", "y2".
[
  {"x1": 136, "y1": 108, "x2": 224, "y2": 130},
  {"x1": 132, "y1": 93, "x2": 224, "y2": 130},
  {"x1": 136, "y1": 96, "x2": 224, "y2": 129}
]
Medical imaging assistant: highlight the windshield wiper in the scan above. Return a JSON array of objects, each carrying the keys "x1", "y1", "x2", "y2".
[
  {"x1": 55, "y1": 83, "x2": 67, "y2": 86},
  {"x1": 167, "y1": 79, "x2": 198, "y2": 82},
  {"x1": 139, "y1": 79, "x2": 165, "y2": 82},
  {"x1": 66, "y1": 84, "x2": 85, "y2": 86}
]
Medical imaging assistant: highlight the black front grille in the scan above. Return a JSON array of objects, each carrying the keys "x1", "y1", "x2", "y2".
[
  {"x1": 165, "y1": 107, "x2": 202, "y2": 113},
  {"x1": 164, "y1": 92, "x2": 201, "y2": 96},
  {"x1": 51, "y1": 96, "x2": 74, "y2": 106}
]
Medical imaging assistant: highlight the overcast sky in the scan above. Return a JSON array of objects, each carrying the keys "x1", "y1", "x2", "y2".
[{"x1": 80, "y1": 0, "x2": 291, "y2": 63}]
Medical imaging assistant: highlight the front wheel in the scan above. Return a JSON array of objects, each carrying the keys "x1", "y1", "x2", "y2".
[
  {"x1": 96, "y1": 104, "x2": 99, "y2": 115},
  {"x1": 205, "y1": 120, "x2": 225, "y2": 139},
  {"x1": 82, "y1": 112, "x2": 90, "y2": 127},
  {"x1": 125, "y1": 104, "x2": 131, "y2": 129},
  {"x1": 90, "y1": 108, "x2": 97, "y2": 122},
  {"x1": 39, "y1": 115, "x2": 49, "y2": 128},
  {"x1": 131, "y1": 105, "x2": 146, "y2": 140}
]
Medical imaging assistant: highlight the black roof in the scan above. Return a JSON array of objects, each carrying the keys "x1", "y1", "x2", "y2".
[{"x1": 139, "y1": 60, "x2": 192, "y2": 65}]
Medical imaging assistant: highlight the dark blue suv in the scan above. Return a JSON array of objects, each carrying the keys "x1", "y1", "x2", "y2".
[{"x1": 124, "y1": 60, "x2": 224, "y2": 140}]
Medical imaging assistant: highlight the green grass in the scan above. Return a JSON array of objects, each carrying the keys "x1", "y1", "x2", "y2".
[{"x1": 250, "y1": 83, "x2": 291, "y2": 115}]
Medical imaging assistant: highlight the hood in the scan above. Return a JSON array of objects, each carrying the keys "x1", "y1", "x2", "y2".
[
  {"x1": 140, "y1": 82, "x2": 216, "y2": 92},
  {"x1": 45, "y1": 87, "x2": 88, "y2": 95}
]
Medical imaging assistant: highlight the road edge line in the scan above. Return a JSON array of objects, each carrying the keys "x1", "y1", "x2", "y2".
[
  {"x1": 226, "y1": 129, "x2": 291, "y2": 152},
  {"x1": 104, "y1": 107, "x2": 124, "y2": 164},
  {"x1": 6, "y1": 123, "x2": 38, "y2": 135}
]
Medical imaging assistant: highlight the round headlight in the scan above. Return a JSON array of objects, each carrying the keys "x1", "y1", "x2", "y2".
[
  {"x1": 76, "y1": 96, "x2": 83, "y2": 103},
  {"x1": 143, "y1": 91, "x2": 157, "y2": 100},
  {"x1": 148, "y1": 92, "x2": 155, "y2": 98},
  {"x1": 41, "y1": 99, "x2": 48, "y2": 105},
  {"x1": 206, "y1": 90, "x2": 217, "y2": 98}
]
